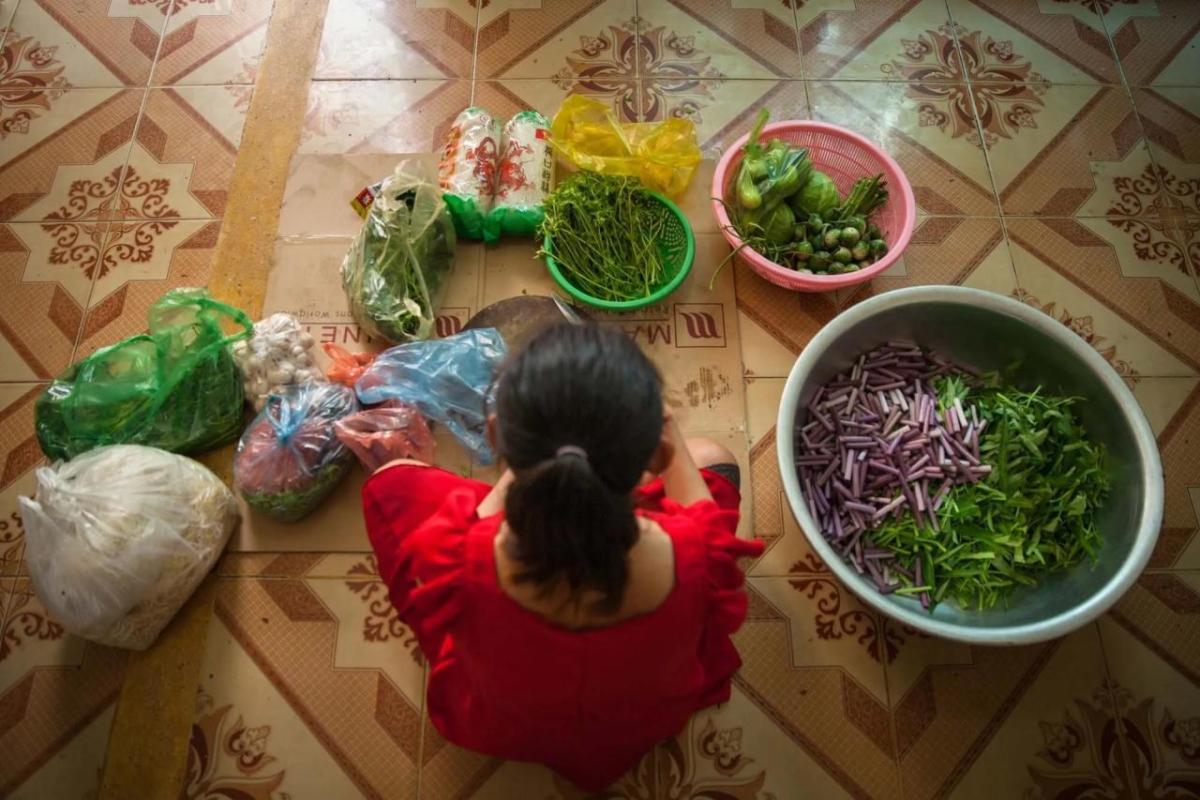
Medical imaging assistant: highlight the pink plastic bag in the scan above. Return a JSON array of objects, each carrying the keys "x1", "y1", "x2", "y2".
[{"x1": 333, "y1": 402, "x2": 436, "y2": 471}]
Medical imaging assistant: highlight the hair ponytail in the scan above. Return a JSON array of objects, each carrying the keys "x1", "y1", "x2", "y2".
[
  {"x1": 494, "y1": 323, "x2": 664, "y2": 615},
  {"x1": 505, "y1": 452, "x2": 637, "y2": 613}
]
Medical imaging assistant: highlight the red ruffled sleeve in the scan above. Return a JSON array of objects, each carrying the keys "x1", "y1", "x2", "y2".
[
  {"x1": 652, "y1": 497, "x2": 764, "y2": 707},
  {"x1": 361, "y1": 465, "x2": 490, "y2": 659}
]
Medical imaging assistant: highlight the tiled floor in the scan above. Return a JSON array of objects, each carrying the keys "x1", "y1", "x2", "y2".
[{"x1": 1, "y1": 1, "x2": 1199, "y2": 798}]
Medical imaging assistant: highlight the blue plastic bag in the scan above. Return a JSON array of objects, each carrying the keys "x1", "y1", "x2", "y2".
[
  {"x1": 355, "y1": 328, "x2": 508, "y2": 463},
  {"x1": 234, "y1": 383, "x2": 359, "y2": 522}
]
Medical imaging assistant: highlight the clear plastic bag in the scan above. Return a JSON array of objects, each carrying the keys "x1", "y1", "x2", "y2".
[
  {"x1": 549, "y1": 95, "x2": 701, "y2": 198},
  {"x1": 438, "y1": 107, "x2": 500, "y2": 241},
  {"x1": 234, "y1": 383, "x2": 359, "y2": 522},
  {"x1": 35, "y1": 288, "x2": 252, "y2": 461},
  {"x1": 18, "y1": 445, "x2": 238, "y2": 650},
  {"x1": 231, "y1": 313, "x2": 324, "y2": 411},
  {"x1": 486, "y1": 110, "x2": 553, "y2": 240},
  {"x1": 342, "y1": 160, "x2": 458, "y2": 344},
  {"x1": 334, "y1": 401, "x2": 436, "y2": 471},
  {"x1": 355, "y1": 328, "x2": 508, "y2": 464}
]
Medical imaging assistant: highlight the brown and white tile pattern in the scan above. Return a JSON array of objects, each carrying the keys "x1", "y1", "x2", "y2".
[
  {"x1": 314, "y1": 0, "x2": 476, "y2": 80},
  {"x1": 191, "y1": 575, "x2": 422, "y2": 799},
  {"x1": 0, "y1": 579, "x2": 128, "y2": 799},
  {"x1": 1105, "y1": 0, "x2": 1200, "y2": 87}
]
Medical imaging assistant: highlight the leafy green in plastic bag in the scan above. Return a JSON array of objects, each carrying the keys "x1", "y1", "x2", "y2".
[
  {"x1": 343, "y1": 161, "x2": 457, "y2": 343},
  {"x1": 35, "y1": 288, "x2": 252, "y2": 461}
]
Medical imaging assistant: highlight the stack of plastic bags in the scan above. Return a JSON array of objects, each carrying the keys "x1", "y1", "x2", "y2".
[{"x1": 438, "y1": 107, "x2": 554, "y2": 243}]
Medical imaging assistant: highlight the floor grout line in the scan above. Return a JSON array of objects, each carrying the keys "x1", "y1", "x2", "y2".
[
  {"x1": 67, "y1": 0, "x2": 177, "y2": 367},
  {"x1": 466, "y1": 0, "x2": 480, "y2": 105}
]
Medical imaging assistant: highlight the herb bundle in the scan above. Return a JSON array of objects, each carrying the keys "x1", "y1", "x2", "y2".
[{"x1": 539, "y1": 172, "x2": 671, "y2": 302}]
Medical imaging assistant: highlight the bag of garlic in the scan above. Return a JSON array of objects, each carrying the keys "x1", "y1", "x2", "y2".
[
  {"x1": 231, "y1": 313, "x2": 325, "y2": 411},
  {"x1": 18, "y1": 445, "x2": 238, "y2": 651}
]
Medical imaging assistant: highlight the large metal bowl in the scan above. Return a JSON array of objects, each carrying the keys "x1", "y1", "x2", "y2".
[{"x1": 775, "y1": 286, "x2": 1163, "y2": 644}]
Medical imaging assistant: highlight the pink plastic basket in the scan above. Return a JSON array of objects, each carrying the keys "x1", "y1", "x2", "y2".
[{"x1": 712, "y1": 121, "x2": 916, "y2": 292}]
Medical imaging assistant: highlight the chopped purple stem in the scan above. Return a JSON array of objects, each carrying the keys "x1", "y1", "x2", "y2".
[{"x1": 794, "y1": 342, "x2": 989, "y2": 610}]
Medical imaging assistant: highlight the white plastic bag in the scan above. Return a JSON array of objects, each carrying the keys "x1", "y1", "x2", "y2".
[
  {"x1": 230, "y1": 313, "x2": 325, "y2": 411},
  {"x1": 18, "y1": 445, "x2": 239, "y2": 650}
]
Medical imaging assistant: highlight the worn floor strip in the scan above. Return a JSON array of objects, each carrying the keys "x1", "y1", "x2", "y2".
[{"x1": 97, "y1": 1, "x2": 329, "y2": 796}]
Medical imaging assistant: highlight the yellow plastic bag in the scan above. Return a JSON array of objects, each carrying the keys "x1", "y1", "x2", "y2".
[{"x1": 549, "y1": 95, "x2": 701, "y2": 198}]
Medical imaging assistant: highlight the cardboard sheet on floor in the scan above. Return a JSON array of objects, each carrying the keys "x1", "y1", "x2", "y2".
[{"x1": 231, "y1": 154, "x2": 750, "y2": 551}]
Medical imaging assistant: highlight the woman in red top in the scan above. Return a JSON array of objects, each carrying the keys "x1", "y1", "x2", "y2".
[{"x1": 362, "y1": 323, "x2": 763, "y2": 792}]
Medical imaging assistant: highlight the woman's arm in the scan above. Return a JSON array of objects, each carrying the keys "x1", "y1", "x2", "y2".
[{"x1": 659, "y1": 414, "x2": 713, "y2": 505}]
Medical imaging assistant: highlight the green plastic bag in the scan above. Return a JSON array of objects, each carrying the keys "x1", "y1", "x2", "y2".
[{"x1": 36, "y1": 288, "x2": 253, "y2": 461}]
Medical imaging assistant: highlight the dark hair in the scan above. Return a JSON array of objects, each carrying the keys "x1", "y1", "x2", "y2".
[{"x1": 496, "y1": 323, "x2": 663, "y2": 614}]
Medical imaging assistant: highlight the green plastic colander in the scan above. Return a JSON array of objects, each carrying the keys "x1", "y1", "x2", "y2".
[{"x1": 542, "y1": 191, "x2": 695, "y2": 312}]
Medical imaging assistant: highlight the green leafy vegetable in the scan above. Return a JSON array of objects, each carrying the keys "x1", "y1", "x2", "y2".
[
  {"x1": 539, "y1": 172, "x2": 672, "y2": 302},
  {"x1": 873, "y1": 381, "x2": 1110, "y2": 610},
  {"x1": 793, "y1": 170, "x2": 840, "y2": 217}
]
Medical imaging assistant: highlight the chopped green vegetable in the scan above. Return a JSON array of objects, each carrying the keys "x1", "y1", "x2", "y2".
[{"x1": 873, "y1": 381, "x2": 1110, "y2": 610}]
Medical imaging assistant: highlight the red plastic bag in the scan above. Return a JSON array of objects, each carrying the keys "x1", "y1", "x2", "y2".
[
  {"x1": 333, "y1": 402, "x2": 436, "y2": 471},
  {"x1": 323, "y1": 344, "x2": 377, "y2": 386}
]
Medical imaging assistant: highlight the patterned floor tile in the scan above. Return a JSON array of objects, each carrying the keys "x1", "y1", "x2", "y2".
[
  {"x1": 0, "y1": 223, "x2": 92, "y2": 381},
  {"x1": 1, "y1": 0, "x2": 17, "y2": 34},
  {"x1": 8, "y1": 702, "x2": 115, "y2": 800},
  {"x1": 636, "y1": 0, "x2": 802, "y2": 80},
  {"x1": 894, "y1": 626, "x2": 1118, "y2": 800},
  {"x1": 656, "y1": 686, "x2": 862, "y2": 799},
  {"x1": 1006, "y1": 216, "x2": 1200, "y2": 379},
  {"x1": 1132, "y1": 86, "x2": 1200, "y2": 272},
  {"x1": 946, "y1": 0, "x2": 1121, "y2": 84},
  {"x1": 1143, "y1": 378, "x2": 1200, "y2": 571},
  {"x1": 123, "y1": 87, "x2": 245, "y2": 218},
  {"x1": 473, "y1": 0, "x2": 635, "y2": 80},
  {"x1": 798, "y1": 0, "x2": 956, "y2": 83},
  {"x1": 0, "y1": 383, "x2": 42, "y2": 577},
  {"x1": 1099, "y1": 599, "x2": 1200, "y2": 794},
  {"x1": 0, "y1": 578, "x2": 128, "y2": 799},
  {"x1": 0, "y1": 88, "x2": 141, "y2": 223},
  {"x1": 806, "y1": 81, "x2": 998, "y2": 216},
  {"x1": 986, "y1": 84, "x2": 1156, "y2": 216},
  {"x1": 1104, "y1": 0, "x2": 1200, "y2": 87},
  {"x1": 744, "y1": 376, "x2": 784, "y2": 449},
  {"x1": 639, "y1": 78, "x2": 809, "y2": 158},
  {"x1": 472, "y1": 78, "x2": 637, "y2": 126},
  {"x1": 3, "y1": 0, "x2": 164, "y2": 87},
  {"x1": 418, "y1": 716, "x2": 652, "y2": 799},
  {"x1": 153, "y1": 0, "x2": 273, "y2": 86},
  {"x1": 732, "y1": 266, "x2": 838, "y2": 374},
  {"x1": 314, "y1": 0, "x2": 475, "y2": 81},
  {"x1": 732, "y1": 549, "x2": 901, "y2": 797},
  {"x1": 76, "y1": 218, "x2": 221, "y2": 358},
  {"x1": 300, "y1": 79, "x2": 471, "y2": 155},
  {"x1": 194, "y1": 576, "x2": 422, "y2": 798}
]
